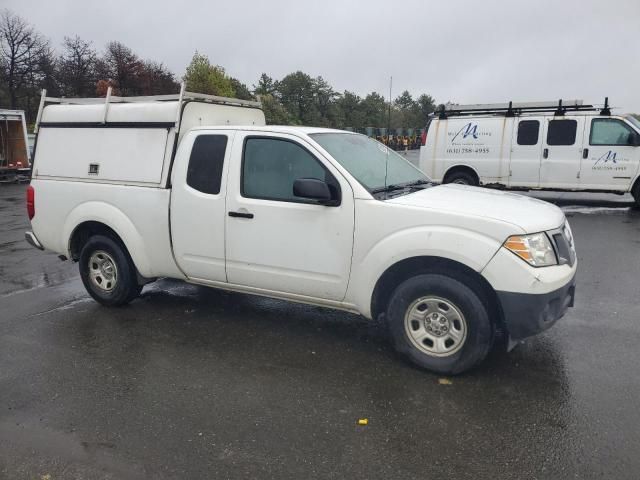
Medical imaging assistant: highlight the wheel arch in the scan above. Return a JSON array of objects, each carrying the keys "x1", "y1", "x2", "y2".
[
  {"x1": 370, "y1": 256, "x2": 505, "y2": 334},
  {"x1": 443, "y1": 164, "x2": 480, "y2": 185},
  {"x1": 63, "y1": 202, "x2": 151, "y2": 276}
]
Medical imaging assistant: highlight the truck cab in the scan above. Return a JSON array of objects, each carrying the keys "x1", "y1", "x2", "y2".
[
  {"x1": 25, "y1": 89, "x2": 577, "y2": 375},
  {"x1": 419, "y1": 99, "x2": 640, "y2": 205}
]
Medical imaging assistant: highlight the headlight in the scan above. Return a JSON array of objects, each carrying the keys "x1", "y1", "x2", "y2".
[{"x1": 504, "y1": 232, "x2": 557, "y2": 267}]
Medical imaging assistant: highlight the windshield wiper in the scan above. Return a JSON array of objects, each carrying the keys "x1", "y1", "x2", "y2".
[
  {"x1": 371, "y1": 179, "x2": 433, "y2": 194},
  {"x1": 401, "y1": 179, "x2": 433, "y2": 188}
]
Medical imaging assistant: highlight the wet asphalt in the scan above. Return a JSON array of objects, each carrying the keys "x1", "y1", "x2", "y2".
[{"x1": 1, "y1": 175, "x2": 640, "y2": 479}]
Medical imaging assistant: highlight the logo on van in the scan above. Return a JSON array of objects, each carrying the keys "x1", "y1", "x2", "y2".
[
  {"x1": 594, "y1": 150, "x2": 617, "y2": 166},
  {"x1": 592, "y1": 150, "x2": 629, "y2": 171},
  {"x1": 449, "y1": 122, "x2": 492, "y2": 145},
  {"x1": 452, "y1": 123, "x2": 479, "y2": 142}
]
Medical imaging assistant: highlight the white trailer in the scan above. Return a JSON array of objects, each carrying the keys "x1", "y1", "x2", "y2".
[{"x1": 0, "y1": 109, "x2": 30, "y2": 182}]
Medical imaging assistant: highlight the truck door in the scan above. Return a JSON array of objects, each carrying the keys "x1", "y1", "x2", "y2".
[
  {"x1": 170, "y1": 131, "x2": 234, "y2": 282},
  {"x1": 224, "y1": 132, "x2": 355, "y2": 301},
  {"x1": 508, "y1": 118, "x2": 543, "y2": 188},
  {"x1": 579, "y1": 117, "x2": 640, "y2": 191},
  {"x1": 540, "y1": 117, "x2": 585, "y2": 188}
]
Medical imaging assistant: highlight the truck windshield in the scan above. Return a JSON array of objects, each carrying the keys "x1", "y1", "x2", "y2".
[{"x1": 309, "y1": 133, "x2": 431, "y2": 195}]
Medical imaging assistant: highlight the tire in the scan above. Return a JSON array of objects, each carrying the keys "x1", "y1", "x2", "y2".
[
  {"x1": 444, "y1": 170, "x2": 478, "y2": 186},
  {"x1": 633, "y1": 182, "x2": 640, "y2": 208},
  {"x1": 386, "y1": 274, "x2": 493, "y2": 375},
  {"x1": 79, "y1": 234, "x2": 141, "y2": 306}
]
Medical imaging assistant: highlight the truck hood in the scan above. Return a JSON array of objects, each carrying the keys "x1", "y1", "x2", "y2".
[{"x1": 386, "y1": 184, "x2": 565, "y2": 233}]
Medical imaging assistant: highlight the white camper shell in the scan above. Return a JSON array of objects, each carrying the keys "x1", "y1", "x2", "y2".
[
  {"x1": 33, "y1": 87, "x2": 266, "y2": 187},
  {"x1": 419, "y1": 99, "x2": 640, "y2": 205}
]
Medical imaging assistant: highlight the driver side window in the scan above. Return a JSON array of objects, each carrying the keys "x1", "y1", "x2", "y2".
[
  {"x1": 242, "y1": 137, "x2": 337, "y2": 203},
  {"x1": 590, "y1": 119, "x2": 635, "y2": 146}
]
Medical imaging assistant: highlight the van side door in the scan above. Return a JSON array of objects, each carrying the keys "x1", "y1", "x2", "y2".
[
  {"x1": 224, "y1": 132, "x2": 355, "y2": 301},
  {"x1": 540, "y1": 116, "x2": 585, "y2": 189},
  {"x1": 580, "y1": 117, "x2": 640, "y2": 191},
  {"x1": 508, "y1": 118, "x2": 543, "y2": 188},
  {"x1": 170, "y1": 130, "x2": 233, "y2": 282}
]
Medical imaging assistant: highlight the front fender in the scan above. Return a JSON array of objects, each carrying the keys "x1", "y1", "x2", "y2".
[
  {"x1": 347, "y1": 226, "x2": 501, "y2": 318},
  {"x1": 63, "y1": 201, "x2": 152, "y2": 276}
]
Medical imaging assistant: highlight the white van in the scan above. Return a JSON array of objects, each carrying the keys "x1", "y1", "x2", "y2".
[
  {"x1": 25, "y1": 88, "x2": 576, "y2": 375},
  {"x1": 419, "y1": 99, "x2": 640, "y2": 205}
]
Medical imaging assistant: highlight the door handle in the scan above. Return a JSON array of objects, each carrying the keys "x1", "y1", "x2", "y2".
[
  {"x1": 228, "y1": 211, "x2": 254, "y2": 219},
  {"x1": 583, "y1": 148, "x2": 589, "y2": 159},
  {"x1": 543, "y1": 148, "x2": 549, "y2": 159}
]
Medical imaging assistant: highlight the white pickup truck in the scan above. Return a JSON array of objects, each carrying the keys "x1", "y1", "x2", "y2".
[
  {"x1": 419, "y1": 99, "x2": 640, "y2": 206},
  {"x1": 25, "y1": 89, "x2": 577, "y2": 374}
]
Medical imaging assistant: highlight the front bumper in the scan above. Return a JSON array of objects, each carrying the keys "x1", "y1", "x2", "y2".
[{"x1": 497, "y1": 274, "x2": 576, "y2": 340}]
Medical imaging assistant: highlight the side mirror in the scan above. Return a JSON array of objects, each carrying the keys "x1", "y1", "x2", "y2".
[
  {"x1": 629, "y1": 132, "x2": 640, "y2": 146},
  {"x1": 293, "y1": 178, "x2": 338, "y2": 205}
]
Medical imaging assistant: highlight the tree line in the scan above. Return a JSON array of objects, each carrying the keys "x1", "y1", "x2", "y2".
[{"x1": 0, "y1": 9, "x2": 437, "y2": 129}]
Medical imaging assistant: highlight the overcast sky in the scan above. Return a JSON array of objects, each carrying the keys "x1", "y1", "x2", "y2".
[{"x1": 6, "y1": 0, "x2": 640, "y2": 112}]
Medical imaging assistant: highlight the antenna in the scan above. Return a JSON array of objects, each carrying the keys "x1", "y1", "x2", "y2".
[
  {"x1": 600, "y1": 97, "x2": 611, "y2": 116},
  {"x1": 384, "y1": 76, "x2": 392, "y2": 189},
  {"x1": 387, "y1": 76, "x2": 392, "y2": 143}
]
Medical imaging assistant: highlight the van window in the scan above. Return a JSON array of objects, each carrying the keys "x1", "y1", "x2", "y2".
[
  {"x1": 547, "y1": 120, "x2": 577, "y2": 146},
  {"x1": 590, "y1": 118, "x2": 635, "y2": 146},
  {"x1": 186, "y1": 135, "x2": 228, "y2": 195},
  {"x1": 242, "y1": 137, "x2": 334, "y2": 203},
  {"x1": 517, "y1": 120, "x2": 540, "y2": 145}
]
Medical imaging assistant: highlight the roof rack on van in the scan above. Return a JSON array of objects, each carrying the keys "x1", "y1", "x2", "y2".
[
  {"x1": 34, "y1": 83, "x2": 262, "y2": 133},
  {"x1": 436, "y1": 98, "x2": 611, "y2": 119}
]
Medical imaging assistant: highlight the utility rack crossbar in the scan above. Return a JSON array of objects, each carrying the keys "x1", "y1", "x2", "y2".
[
  {"x1": 34, "y1": 82, "x2": 262, "y2": 133},
  {"x1": 436, "y1": 98, "x2": 612, "y2": 119}
]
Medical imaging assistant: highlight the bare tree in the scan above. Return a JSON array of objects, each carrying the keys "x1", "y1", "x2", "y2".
[
  {"x1": 97, "y1": 41, "x2": 143, "y2": 96},
  {"x1": 58, "y1": 35, "x2": 97, "y2": 97},
  {"x1": 0, "y1": 9, "x2": 49, "y2": 109},
  {"x1": 137, "y1": 60, "x2": 179, "y2": 95}
]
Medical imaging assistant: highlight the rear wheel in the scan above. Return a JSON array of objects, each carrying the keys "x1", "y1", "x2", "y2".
[
  {"x1": 444, "y1": 170, "x2": 478, "y2": 186},
  {"x1": 79, "y1": 235, "x2": 141, "y2": 306},
  {"x1": 386, "y1": 274, "x2": 493, "y2": 375}
]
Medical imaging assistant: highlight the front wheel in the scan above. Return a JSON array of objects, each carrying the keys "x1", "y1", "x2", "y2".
[
  {"x1": 386, "y1": 274, "x2": 493, "y2": 375},
  {"x1": 633, "y1": 182, "x2": 640, "y2": 208},
  {"x1": 79, "y1": 235, "x2": 141, "y2": 306}
]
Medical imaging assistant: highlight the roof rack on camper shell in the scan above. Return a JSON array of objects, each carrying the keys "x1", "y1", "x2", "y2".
[
  {"x1": 436, "y1": 98, "x2": 612, "y2": 119},
  {"x1": 34, "y1": 82, "x2": 262, "y2": 133}
]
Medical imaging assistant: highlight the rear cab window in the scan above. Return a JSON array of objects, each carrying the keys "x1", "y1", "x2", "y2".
[{"x1": 187, "y1": 135, "x2": 228, "y2": 194}]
